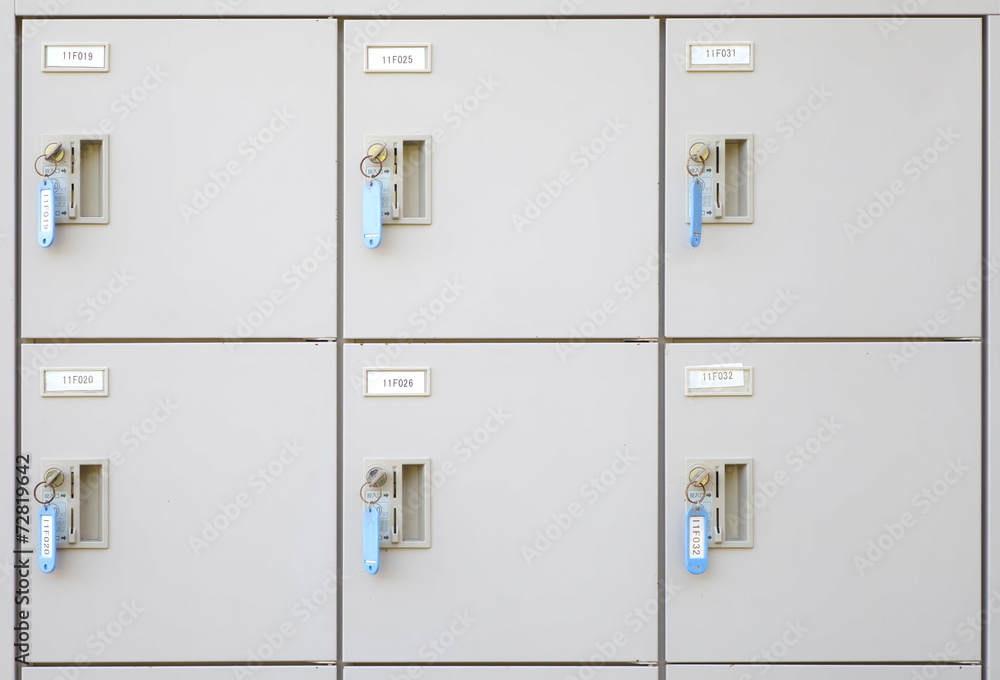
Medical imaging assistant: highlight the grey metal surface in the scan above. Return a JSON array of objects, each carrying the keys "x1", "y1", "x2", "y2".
[
  {"x1": 23, "y1": 668, "x2": 337, "y2": 680},
  {"x1": 343, "y1": 342, "x2": 658, "y2": 662},
  {"x1": 665, "y1": 341, "x2": 981, "y2": 662},
  {"x1": 3, "y1": 0, "x2": 15, "y2": 677},
  {"x1": 20, "y1": 19, "x2": 337, "y2": 339},
  {"x1": 346, "y1": 669, "x2": 658, "y2": 680},
  {"x1": 665, "y1": 19, "x2": 982, "y2": 338},
  {"x1": 343, "y1": 20, "x2": 659, "y2": 340},
  {"x1": 11, "y1": 0, "x2": 999, "y2": 17},
  {"x1": 21, "y1": 342, "x2": 337, "y2": 663},
  {"x1": 665, "y1": 667, "x2": 980, "y2": 680}
]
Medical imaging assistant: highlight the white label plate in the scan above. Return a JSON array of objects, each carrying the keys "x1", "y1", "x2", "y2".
[
  {"x1": 365, "y1": 44, "x2": 431, "y2": 73},
  {"x1": 687, "y1": 42, "x2": 754, "y2": 71},
  {"x1": 685, "y1": 365, "x2": 753, "y2": 397},
  {"x1": 42, "y1": 368, "x2": 109, "y2": 397},
  {"x1": 42, "y1": 43, "x2": 109, "y2": 72},
  {"x1": 688, "y1": 515, "x2": 706, "y2": 559},
  {"x1": 364, "y1": 368, "x2": 431, "y2": 396}
]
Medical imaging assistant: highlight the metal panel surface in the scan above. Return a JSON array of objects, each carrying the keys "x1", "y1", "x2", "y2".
[
  {"x1": 20, "y1": 19, "x2": 337, "y2": 339},
  {"x1": 665, "y1": 19, "x2": 982, "y2": 338},
  {"x1": 343, "y1": 342, "x2": 658, "y2": 662},
  {"x1": 21, "y1": 342, "x2": 337, "y2": 663},
  {"x1": 343, "y1": 20, "x2": 659, "y2": 340},
  {"x1": 665, "y1": 341, "x2": 981, "y2": 662}
]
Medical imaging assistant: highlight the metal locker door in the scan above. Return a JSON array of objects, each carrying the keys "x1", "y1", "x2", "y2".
[
  {"x1": 20, "y1": 343, "x2": 337, "y2": 663},
  {"x1": 20, "y1": 19, "x2": 337, "y2": 339},
  {"x1": 346, "y1": 668, "x2": 658, "y2": 680},
  {"x1": 664, "y1": 342, "x2": 980, "y2": 662},
  {"x1": 22, "y1": 668, "x2": 337, "y2": 680},
  {"x1": 342, "y1": 343, "x2": 657, "y2": 662},
  {"x1": 342, "y1": 20, "x2": 659, "y2": 340},
  {"x1": 666, "y1": 668, "x2": 979, "y2": 680},
  {"x1": 664, "y1": 19, "x2": 981, "y2": 338}
]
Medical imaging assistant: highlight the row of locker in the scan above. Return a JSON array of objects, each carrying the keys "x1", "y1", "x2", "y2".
[
  {"x1": 15, "y1": 668, "x2": 987, "y2": 680},
  {"x1": 22, "y1": 341, "x2": 979, "y2": 665},
  {"x1": 21, "y1": 18, "x2": 981, "y2": 340}
]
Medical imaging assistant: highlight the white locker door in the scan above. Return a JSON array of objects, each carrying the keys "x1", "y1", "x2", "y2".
[
  {"x1": 665, "y1": 342, "x2": 980, "y2": 662},
  {"x1": 343, "y1": 20, "x2": 659, "y2": 340},
  {"x1": 342, "y1": 343, "x2": 658, "y2": 662},
  {"x1": 22, "y1": 343, "x2": 337, "y2": 663},
  {"x1": 21, "y1": 20, "x2": 337, "y2": 339},
  {"x1": 665, "y1": 19, "x2": 981, "y2": 338}
]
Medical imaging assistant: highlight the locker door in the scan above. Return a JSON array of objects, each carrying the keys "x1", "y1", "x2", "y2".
[
  {"x1": 343, "y1": 20, "x2": 659, "y2": 340},
  {"x1": 20, "y1": 20, "x2": 337, "y2": 339},
  {"x1": 346, "y1": 669, "x2": 658, "y2": 680},
  {"x1": 21, "y1": 343, "x2": 337, "y2": 663},
  {"x1": 664, "y1": 342, "x2": 980, "y2": 662},
  {"x1": 665, "y1": 19, "x2": 981, "y2": 337},
  {"x1": 342, "y1": 343, "x2": 657, "y2": 662},
  {"x1": 23, "y1": 668, "x2": 337, "y2": 680},
  {"x1": 666, "y1": 668, "x2": 979, "y2": 680}
]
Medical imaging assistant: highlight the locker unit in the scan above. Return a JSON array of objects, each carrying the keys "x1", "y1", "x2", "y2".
[
  {"x1": 343, "y1": 343, "x2": 658, "y2": 663},
  {"x1": 5, "y1": 6, "x2": 993, "y2": 680},
  {"x1": 346, "y1": 669, "x2": 658, "y2": 680},
  {"x1": 22, "y1": 669, "x2": 337, "y2": 680},
  {"x1": 665, "y1": 668, "x2": 980, "y2": 680},
  {"x1": 20, "y1": 19, "x2": 338, "y2": 339},
  {"x1": 21, "y1": 343, "x2": 337, "y2": 663},
  {"x1": 665, "y1": 342, "x2": 981, "y2": 662},
  {"x1": 665, "y1": 19, "x2": 982, "y2": 338},
  {"x1": 343, "y1": 20, "x2": 659, "y2": 339}
]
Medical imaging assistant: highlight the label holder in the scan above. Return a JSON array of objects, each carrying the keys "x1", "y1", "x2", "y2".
[
  {"x1": 364, "y1": 44, "x2": 432, "y2": 73},
  {"x1": 363, "y1": 367, "x2": 431, "y2": 397},
  {"x1": 685, "y1": 365, "x2": 753, "y2": 397},
  {"x1": 41, "y1": 368, "x2": 109, "y2": 397},
  {"x1": 42, "y1": 43, "x2": 110, "y2": 72}
]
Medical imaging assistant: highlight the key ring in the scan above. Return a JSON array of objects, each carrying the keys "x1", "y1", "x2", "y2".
[
  {"x1": 359, "y1": 481, "x2": 385, "y2": 506},
  {"x1": 685, "y1": 481, "x2": 707, "y2": 504},
  {"x1": 34, "y1": 154, "x2": 56, "y2": 178},
  {"x1": 360, "y1": 154, "x2": 383, "y2": 180},
  {"x1": 33, "y1": 481, "x2": 55, "y2": 504},
  {"x1": 686, "y1": 156, "x2": 705, "y2": 178}
]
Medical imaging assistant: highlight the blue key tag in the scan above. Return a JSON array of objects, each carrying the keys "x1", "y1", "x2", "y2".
[
  {"x1": 38, "y1": 504, "x2": 57, "y2": 573},
  {"x1": 686, "y1": 503, "x2": 709, "y2": 574},
  {"x1": 363, "y1": 179, "x2": 383, "y2": 249},
  {"x1": 689, "y1": 176, "x2": 703, "y2": 248},
  {"x1": 38, "y1": 178, "x2": 55, "y2": 248},
  {"x1": 363, "y1": 505, "x2": 380, "y2": 574}
]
